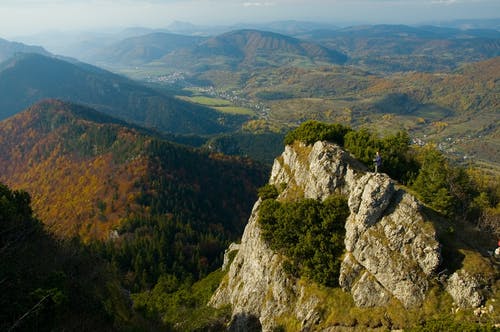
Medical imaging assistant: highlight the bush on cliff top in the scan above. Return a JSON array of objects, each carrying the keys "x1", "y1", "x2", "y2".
[
  {"x1": 282, "y1": 121, "x2": 499, "y2": 232},
  {"x1": 283, "y1": 120, "x2": 352, "y2": 146},
  {"x1": 258, "y1": 193, "x2": 349, "y2": 287},
  {"x1": 284, "y1": 120, "x2": 418, "y2": 184}
]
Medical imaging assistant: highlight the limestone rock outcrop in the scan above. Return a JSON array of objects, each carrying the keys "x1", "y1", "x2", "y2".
[
  {"x1": 210, "y1": 141, "x2": 485, "y2": 331},
  {"x1": 446, "y1": 270, "x2": 484, "y2": 308}
]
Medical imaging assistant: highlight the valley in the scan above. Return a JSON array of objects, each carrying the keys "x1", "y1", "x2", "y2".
[
  {"x1": 127, "y1": 59, "x2": 499, "y2": 172},
  {"x1": 73, "y1": 24, "x2": 498, "y2": 173}
]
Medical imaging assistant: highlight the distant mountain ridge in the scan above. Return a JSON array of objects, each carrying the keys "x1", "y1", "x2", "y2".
[
  {"x1": 88, "y1": 32, "x2": 206, "y2": 66},
  {"x1": 161, "y1": 29, "x2": 347, "y2": 70},
  {"x1": 0, "y1": 53, "x2": 246, "y2": 134},
  {"x1": 200, "y1": 29, "x2": 344, "y2": 61},
  {"x1": 430, "y1": 18, "x2": 500, "y2": 31},
  {"x1": 67, "y1": 24, "x2": 500, "y2": 76},
  {"x1": 86, "y1": 29, "x2": 347, "y2": 70},
  {"x1": 300, "y1": 24, "x2": 500, "y2": 72},
  {"x1": 306, "y1": 24, "x2": 500, "y2": 39},
  {"x1": 165, "y1": 20, "x2": 340, "y2": 36},
  {"x1": 0, "y1": 37, "x2": 50, "y2": 63}
]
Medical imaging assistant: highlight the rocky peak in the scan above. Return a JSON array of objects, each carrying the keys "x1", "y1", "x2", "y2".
[{"x1": 210, "y1": 141, "x2": 485, "y2": 331}]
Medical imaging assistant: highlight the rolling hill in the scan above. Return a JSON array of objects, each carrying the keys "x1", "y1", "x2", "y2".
[
  {"x1": 161, "y1": 29, "x2": 347, "y2": 70},
  {"x1": 232, "y1": 57, "x2": 499, "y2": 171},
  {"x1": 73, "y1": 28, "x2": 347, "y2": 71},
  {"x1": 87, "y1": 32, "x2": 206, "y2": 66},
  {"x1": 300, "y1": 24, "x2": 500, "y2": 72},
  {"x1": 0, "y1": 53, "x2": 247, "y2": 134}
]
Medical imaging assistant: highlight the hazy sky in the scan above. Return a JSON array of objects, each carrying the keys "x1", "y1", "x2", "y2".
[{"x1": 1, "y1": 0, "x2": 499, "y2": 38}]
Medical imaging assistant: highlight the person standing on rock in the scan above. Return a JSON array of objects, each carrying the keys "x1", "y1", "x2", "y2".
[{"x1": 374, "y1": 151, "x2": 382, "y2": 173}]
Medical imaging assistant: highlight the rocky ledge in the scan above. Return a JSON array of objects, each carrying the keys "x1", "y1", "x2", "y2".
[{"x1": 210, "y1": 141, "x2": 487, "y2": 331}]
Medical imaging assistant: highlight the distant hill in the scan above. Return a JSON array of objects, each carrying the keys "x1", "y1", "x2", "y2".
[
  {"x1": 0, "y1": 53, "x2": 247, "y2": 134},
  {"x1": 87, "y1": 32, "x2": 206, "y2": 66},
  {"x1": 431, "y1": 18, "x2": 500, "y2": 31},
  {"x1": 165, "y1": 20, "x2": 340, "y2": 37},
  {"x1": 300, "y1": 24, "x2": 500, "y2": 72},
  {"x1": 85, "y1": 29, "x2": 347, "y2": 71},
  {"x1": 244, "y1": 20, "x2": 340, "y2": 36},
  {"x1": 0, "y1": 99, "x2": 267, "y2": 240},
  {"x1": 0, "y1": 37, "x2": 50, "y2": 63},
  {"x1": 16, "y1": 28, "x2": 168, "y2": 61},
  {"x1": 161, "y1": 29, "x2": 347, "y2": 70}
]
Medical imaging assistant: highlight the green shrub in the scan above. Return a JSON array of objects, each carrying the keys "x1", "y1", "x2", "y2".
[
  {"x1": 344, "y1": 128, "x2": 418, "y2": 184},
  {"x1": 258, "y1": 194, "x2": 349, "y2": 287},
  {"x1": 283, "y1": 120, "x2": 352, "y2": 146},
  {"x1": 411, "y1": 146, "x2": 457, "y2": 217},
  {"x1": 344, "y1": 128, "x2": 379, "y2": 164},
  {"x1": 285, "y1": 122, "x2": 417, "y2": 184},
  {"x1": 258, "y1": 184, "x2": 279, "y2": 200}
]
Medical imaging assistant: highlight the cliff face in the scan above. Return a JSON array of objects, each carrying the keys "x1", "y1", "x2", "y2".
[{"x1": 210, "y1": 141, "x2": 486, "y2": 331}]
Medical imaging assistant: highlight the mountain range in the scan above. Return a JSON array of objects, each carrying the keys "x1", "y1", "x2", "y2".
[
  {"x1": 0, "y1": 53, "x2": 247, "y2": 134},
  {"x1": 7, "y1": 24, "x2": 498, "y2": 76},
  {"x1": 37, "y1": 24, "x2": 498, "y2": 74},
  {"x1": 300, "y1": 24, "x2": 500, "y2": 72},
  {"x1": 1, "y1": 25, "x2": 497, "y2": 169},
  {"x1": 89, "y1": 29, "x2": 347, "y2": 70}
]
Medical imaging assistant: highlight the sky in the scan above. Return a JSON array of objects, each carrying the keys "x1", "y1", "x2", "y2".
[{"x1": 0, "y1": 0, "x2": 499, "y2": 38}]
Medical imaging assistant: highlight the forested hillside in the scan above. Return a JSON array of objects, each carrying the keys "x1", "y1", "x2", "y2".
[
  {"x1": 0, "y1": 53, "x2": 247, "y2": 134},
  {"x1": 0, "y1": 182, "x2": 144, "y2": 331},
  {"x1": 161, "y1": 29, "x2": 347, "y2": 70},
  {"x1": 0, "y1": 100, "x2": 268, "y2": 307}
]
